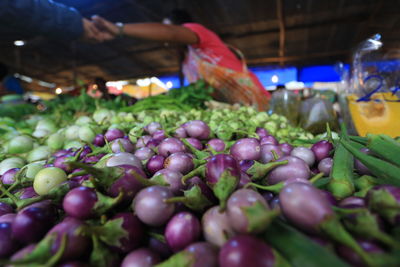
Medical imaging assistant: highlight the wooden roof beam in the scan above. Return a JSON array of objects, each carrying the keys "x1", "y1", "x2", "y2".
[{"x1": 276, "y1": 0, "x2": 286, "y2": 66}]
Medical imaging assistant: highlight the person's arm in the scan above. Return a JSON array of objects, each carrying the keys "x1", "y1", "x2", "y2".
[
  {"x1": 0, "y1": 0, "x2": 100, "y2": 41},
  {"x1": 92, "y1": 16, "x2": 199, "y2": 44}
]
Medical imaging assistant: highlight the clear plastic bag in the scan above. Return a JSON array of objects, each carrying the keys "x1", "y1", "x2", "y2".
[
  {"x1": 268, "y1": 89, "x2": 300, "y2": 126},
  {"x1": 338, "y1": 34, "x2": 400, "y2": 137},
  {"x1": 299, "y1": 97, "x2": 338, "y2": 134}
]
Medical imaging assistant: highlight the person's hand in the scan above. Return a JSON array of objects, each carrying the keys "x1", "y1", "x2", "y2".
[
  {"x1": 82, "y1": 18, "x2": 104, "y2": 42},
  {"x1": 91, "y1": 15, "x2": 120, "y2": 39}
]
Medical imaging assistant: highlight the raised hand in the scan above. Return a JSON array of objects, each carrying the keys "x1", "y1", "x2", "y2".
[
  {"x1": 81, "y1": 17, "x2": 115, "y2": 42},
  {"x1": 91, "y1": 15, "x2": 120, "y2": 39}
]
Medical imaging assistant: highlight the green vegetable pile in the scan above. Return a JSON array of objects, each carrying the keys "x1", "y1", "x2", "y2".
[
  {"x1": 2, "y1": 79, "x2": 400, "y2": 267},
  {"x1": 122, "y1": 80, "x2": 213, "y2": 112}
]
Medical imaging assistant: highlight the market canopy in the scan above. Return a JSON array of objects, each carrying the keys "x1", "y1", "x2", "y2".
[{"x1": 0, "y1": 0, "x2": 399, "y2": 88}]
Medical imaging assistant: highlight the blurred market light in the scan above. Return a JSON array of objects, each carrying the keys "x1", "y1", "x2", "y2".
[
  {"x1": 271, "y1": 75, "x2": 279, "y2": 83},
  {"x1": 14, "y1": 40, "x2": 25, "y2": 46},
  {"x1": 14, "y1": 73, "x2": 32, "y2": 83},
  {"x1": 55, "y1": 87, "x2": 62, "y2": 94},
  {"x1": 285, "y1": 81, "x2": 305, "y2": 90},
  {"x1": 106, "y1": 81, "x2": 128, "y2": 91},
  {"x1": 137, "y1": 78, "x2": 151, "y2": 87}
]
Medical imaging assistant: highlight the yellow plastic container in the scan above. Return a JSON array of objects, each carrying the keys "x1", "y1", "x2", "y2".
[{"x1": 347, "y1": 93, "x2": 400, "y2": 137}]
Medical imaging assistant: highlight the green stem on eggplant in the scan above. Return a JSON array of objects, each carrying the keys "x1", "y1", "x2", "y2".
[{"x1": 310, "y1": 172, "x2": 324, "y2": 184}]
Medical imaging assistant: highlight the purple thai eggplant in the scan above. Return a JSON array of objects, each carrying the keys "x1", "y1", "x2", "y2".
[
  {"x1": 279, "y1": 143, "x2": 293, "y2": 155},
  {"x1": 151, "y1": 169, "x2": 184, "y2": 195},
  {"x1": 219, "y1": 235, "x2": 275, "y2": 267},
  {"x1": 136, "y1": 135, "x2": 151, "y2": 149},
  {"x1": 207, "y1": 139, "x2": 226, "y2": 152},
  {"x1": 121, "y1": 248, "x2": 161, "y2": 267},
  {"x1": 105, "y1": 128, "x2": 124, "y2": 142},
  {"x1": 182, "y1": 120, "x2": 210, "y2": 140},
  {"x1": 354, "y1": 148, "x2": 373, "y2": 175},
  {"x1": 164, "y1": 152, "x2": 194, "y2": 175},
  {"x1": 145, "y1": 122, "x2": 162, "y2": 135},
  {"x1": 259, "y1": 144, "x2": 283, "y2": 164},
  {"x1": 256, "y1": 127, "x2": 269, "y2": 138},
  {"x1": 165, "y1": 212, "x2": 201, "y2": 252},
  {"x1": 110, "y1": 212, "x2": 145, "y2": 253},
  {"x1": 93, "y1": 134, "x2": 105, "y2": 147},
  {"x1": 46, "y1": 217, "x2": 90, "y2": 261},
  {"x1": 311, "y1": 140, "x2": 334, "y2": 162},
  {"x1": 158, "y1": 138, "x2": 186, "y2": 157},
  {"x1": 339, "y1": 196, "x2": 366, "y2": 208},
  {"x1": 12, "y1": 200, "x2": 56, "y2": 244},
  {"x1": 107, "y1": 165, "x2": 148, "y2": 203},
  {"x1": 279, "y1": 182, "x2": 375, "y2": 265},
  {"x1": 279, "y1": 182, "x2": 334, "y2": 232},
  {"x1": 226, "y1": 188, "x2": 277, "y2": 234},
  {"x1": 146, "y1": 155, "x2": 165, "y2": 175},
  {"x1": 318, "y1": 157, "x2": 333, "y2": 176},
  {"x1": 0, "y1": 202, "x2": 13, "y2": 216},
  {"x1": 260, "y1": 135, "x2": 278, "y2": 146},
  {"x1": 0, "y1": 220, "x2": 19, "y2": 258},
  {"x1": 230, "y1": 138, "x2": 261, "y2": 161},
  {"x1": 266, "y1": 156, "x2": 310, "y2": 185},
  {"x1": 134, "y1": 147, "x2": 154, "y2": 161},
  {"x1": 110, "y1": 138, "x2": 135, "y2": 153},
  {"x1": 185, "y1": 138, "x2": 203, "y2": 150},
  {"x1": 202, "y1": 206, "x2": 235, "y2": 247},
  {"x1": 1, "y1": 168, "x2": 19, "y2": 185},
  {"x1": 205, "y1": 154, "x2": 240, "y2": 209},
  {"x1": 133, "y1": 186, "x2": 175, "y2": 226}
]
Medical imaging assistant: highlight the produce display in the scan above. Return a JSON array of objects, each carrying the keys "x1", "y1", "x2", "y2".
[{"x1": 0, "y1": 85, "x2": 400, "y2": 267}]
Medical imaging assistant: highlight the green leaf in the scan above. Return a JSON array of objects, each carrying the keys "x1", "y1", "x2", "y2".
[
  {"x1": 183, "y1": 185, "x2": 212, "y2": 211},
  {"x1": 93, "y1": 217, "x2": 128, "y2": 247},
  {"x1": 93, "y1": 191, "x2": 123, "y2": 216},
  {"x1": 211, "y1": 169, "x2": 239, "y2": 210}
]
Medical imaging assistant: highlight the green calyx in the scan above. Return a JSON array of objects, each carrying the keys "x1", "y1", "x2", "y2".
[
  {"x1": 247, "y1": 160, "x2": 288, "y2": 181},
  {"x1": 211, "y1": 169, "x2": 239, "y2": 211},
  {"x1": 241, "y1": 200, "x2": 279, "y2": 233},
  {"x1": 165, "y1": 185, "x2": 212, "y2": 212}
]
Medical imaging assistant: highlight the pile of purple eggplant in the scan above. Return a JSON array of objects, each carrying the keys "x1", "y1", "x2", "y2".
[{"x1": 1, "y1": 120, "x2": 400, "y2": 267}]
